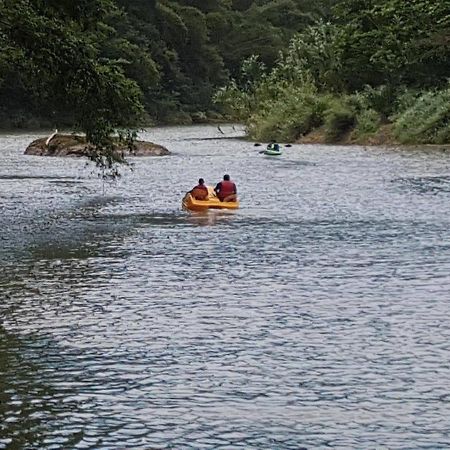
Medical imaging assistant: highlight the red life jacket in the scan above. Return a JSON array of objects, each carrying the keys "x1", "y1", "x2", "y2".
[
  {"x1": 191, "y1": 184, "x2": 208, "y2": 200},
  {"x1": 217, "y1": 180, "x2": 236, "y2": 200}
]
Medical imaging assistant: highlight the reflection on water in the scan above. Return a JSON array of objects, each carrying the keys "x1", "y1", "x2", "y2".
[
  {"x1": 0, "y1": 329, "x2": 83, "y2": 449},
  {"x1": 186, "y1": 210, "x2": 236, "y2": 227},
  {"x1": 1, "y1": 128, "x2": 450, "y2": 448},
  {"x1": 0, "y1": 175, "x2": 79, "y2": 180},
  {"x1": 393, "y1": 175, "x2": 450, "y2": 194}
]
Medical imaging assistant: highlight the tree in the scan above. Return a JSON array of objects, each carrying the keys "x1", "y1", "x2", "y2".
[
  {"x1": 0, "y1": 0, "x2": 144, "y2": 170},
  {"x1": 335, "y1": 0, "x2": 450, "y2": 90}
]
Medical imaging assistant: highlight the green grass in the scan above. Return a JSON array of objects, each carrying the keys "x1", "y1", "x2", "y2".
[{"x1": 393, "y1": 86, "x2": 450, "y2": 144}]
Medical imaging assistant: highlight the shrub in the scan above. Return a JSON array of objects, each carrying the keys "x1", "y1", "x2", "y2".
[
  {"x1": 391, "y1": 87, "x2": 422, "y2": 117},
  {"x1": 323, "y1": 101, "x2": 356, "y2": 142},
  {"x1": 278, "y1": 21, "x2": 344, "y2": 92},
  {"x1": 247, "y1": 88, "x2": 331, "y2": 142},
  {"x1": 393, "y1": 86, "x2": 450, "y2": 144},
  {"x1": 213, "y1": 81, "x2": 251, "y2": 121},
  {"x1": 353, "y1": 109, "x2": 382, "y2": 139}
]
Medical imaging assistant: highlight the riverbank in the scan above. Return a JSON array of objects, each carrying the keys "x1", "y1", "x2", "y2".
[{"x1": 296, "y1": 124, "x2": 450, "y2": 150}]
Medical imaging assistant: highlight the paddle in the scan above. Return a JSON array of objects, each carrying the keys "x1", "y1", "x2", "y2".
[
  {"x1": 255, "y1": 143, "x2": 292, "y2": 150},
  {"x1": 257, "y1": 143, "x2": 291, "y2": 154}
]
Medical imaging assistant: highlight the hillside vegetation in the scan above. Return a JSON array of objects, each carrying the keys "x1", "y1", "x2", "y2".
[
  {"x1": 214, "y1": 0, "x2": 450, "y2": 145},
  {"x1": 1, "y1": 0, "x2": 448, "y2": 147},
  {"x1": 0, "y1": 0, "x2": 334, "y2": 128}
]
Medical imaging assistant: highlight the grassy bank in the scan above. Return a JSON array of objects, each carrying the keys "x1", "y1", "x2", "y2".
[
  {"x1": 216, "y1": 82, "x2": 450, "y2": 146},
  {"x1": 213, "y1": 7, "x2": 450, "y2": 148}
]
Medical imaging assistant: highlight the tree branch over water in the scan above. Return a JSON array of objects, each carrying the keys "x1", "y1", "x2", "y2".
[{"x1": 0, "y1": 0, "x2": 144, "y2": 173}]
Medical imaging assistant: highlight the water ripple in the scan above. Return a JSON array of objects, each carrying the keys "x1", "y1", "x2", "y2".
[{"x1": 1, "y1": 128, "x2": 450, "y2": 448}]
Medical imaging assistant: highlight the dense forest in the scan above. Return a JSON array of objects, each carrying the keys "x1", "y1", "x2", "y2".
[
  {"x1": 215, "y1": 0, "x2": 450, "y2": 145},
  {"x1": 0, "y1": 0, "x2": 449, "y2": 145},
  {"x1": 0, "y1": 0, "x2": 335, "y2": 127}
]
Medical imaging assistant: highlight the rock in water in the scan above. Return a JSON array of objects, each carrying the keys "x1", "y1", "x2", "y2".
[{"x1": 25, "y1": 134, "x2": 170, "y2": 157}]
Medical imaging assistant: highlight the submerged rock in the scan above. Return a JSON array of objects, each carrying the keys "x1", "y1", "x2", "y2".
[{"x1": 25, "y1": 134, "x2": 170, "y2": 157}]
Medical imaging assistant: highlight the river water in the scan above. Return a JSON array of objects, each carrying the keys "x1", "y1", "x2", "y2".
[{"x1": 1, "y1": 125, "x2": 450, "y2": 449}]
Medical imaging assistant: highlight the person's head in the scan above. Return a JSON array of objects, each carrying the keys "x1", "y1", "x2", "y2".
[
  {"x1": 198, "y1": 178, "x2": 204, "y2": 185},
  {"x1": 223, "y1": 174, "x2": 230, "y2": 181}
]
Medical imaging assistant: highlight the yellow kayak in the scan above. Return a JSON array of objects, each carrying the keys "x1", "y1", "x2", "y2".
[{"x1": 182, "y1": 186, "x2": 239, "y2": 211}]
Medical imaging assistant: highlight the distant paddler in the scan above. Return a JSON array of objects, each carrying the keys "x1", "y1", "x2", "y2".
[{"x1": 267, "y1": 141, "x2": 280, "y2": 152}]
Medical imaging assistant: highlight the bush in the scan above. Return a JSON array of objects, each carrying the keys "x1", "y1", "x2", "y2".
[
  {"x1": 361, "y1": 85, "x2": 397, "y2": 120},
  {"x1": 247, "y1": 88, "x2": 331, "y2": 142},
  {"x1": 278, "y1": 21, "x2": 344, "y2": 92},
  {"x1": 393, "y1": 86, "x2": 450, "y2": 144},
  {"x1": 353, "y1": 109, "x2": 381, "y2": 139},
  {"x1": 323, "y1": 101, "x2": 356, "y2": 142},
  {"x1": 391, "y1": 88, "x2": 421, "y2": 117},
  {"x1": 213, "y1": 82, "x2": 251, "y2": 121}
]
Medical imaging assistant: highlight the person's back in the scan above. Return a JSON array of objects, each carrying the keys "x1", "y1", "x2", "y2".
[
  {"x1": 267, "y1": 142, "x2": 279, "y2": 151},
  {"x1": 191, "y1": 178, "x2": 208, "y2": 200},
  {"x1": 214, "y1": 174, "x2": 237, "y2": 202}
]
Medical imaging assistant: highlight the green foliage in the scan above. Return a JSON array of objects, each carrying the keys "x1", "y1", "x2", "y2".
[
  {"x1": 3, "y1": 0, "x2": 448, "y2": 148},
  {"x1": 213, "y1": 81, "x2": 252, "y2": 120},
  {"x1": 240, "y1": 55, "x2": 267, "y2": 90},
  {"x1": 334, "y1": 0, "x2": 450, "y2": 90},
  {"x1": 349, "y1": 85, "x2": 397, "y2": 120},
  {"x1": 0, "y1": 0, "x2": 145, "y2": 173},
  {"x1": 353, "y1": 109, "x2": 381, "y2": 139},
  {"x1": 393, "y1": 86, "x2": 450, "y2": 144},
  {"x1": 323, "y1": 100, "x2": 356, "y2": 142},
  {"x1": 246, "y1": 85, "x2": 331, "y2": 142},
  {"x1": 205, "y1": 12, "x2": 231, "y2": 44},
  {"x1": 214, "y1": 1, "x2": 450, "y2": 145},
  {"x1": 232, "y1": 0, "x2": 253, "y2": 11},
  {"x1": 278, "y1": 21, "x2": 343, "y2": 91},
  {"x1": 155, "y1": 3, "x2": 188, "y2": 46},
  {"x1": 256, "y1": 0, "x2": 315, "y2": 31},
  {"x1": 392, "y1": 88, "x2": 422, "y2": 116},
  {"x1": 0, "y1": 0, "x2": 338, "y2": 131}
]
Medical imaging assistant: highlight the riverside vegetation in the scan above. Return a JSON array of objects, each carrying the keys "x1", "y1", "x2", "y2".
[
  {"x1": 0, "y1": 0, "x2": 335, "y2": 128},
  {"x1": 0, "y1": 0, "x2": 449, "y2": 165},
  {"x1": 0, "y1": 0, "x2": 334, "y2": 168},
  {"x1": 214, "y1": 1, "x2": 450, "y2": 146}
]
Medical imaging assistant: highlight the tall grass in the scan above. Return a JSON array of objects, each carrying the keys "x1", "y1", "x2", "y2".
[
  {"x1": 247, "y1": 85, "x2": 330, "y2": 141},
  {"x1": 393, "y1": 85, "x2": 450, "y2": 144}
]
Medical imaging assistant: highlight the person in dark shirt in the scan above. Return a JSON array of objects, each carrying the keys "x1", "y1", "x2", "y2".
[{"x1": 267, "y1": 141, "x2": 280, "y2": 151}]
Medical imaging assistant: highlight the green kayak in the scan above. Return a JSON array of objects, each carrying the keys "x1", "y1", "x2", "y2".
[{"x1": 263, "y1": 149, "x2": 282, "y2": 156}]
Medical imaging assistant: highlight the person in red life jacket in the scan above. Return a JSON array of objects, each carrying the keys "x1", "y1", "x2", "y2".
[
  {"x1": 190, "y1": 178, "x2": 209, "y2": 200},
  {"x1": 214, "y1": 174, "x2": 237, "y2": 202}
]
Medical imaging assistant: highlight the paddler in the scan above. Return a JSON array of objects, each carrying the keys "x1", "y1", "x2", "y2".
[
  {"x1": 214, "y1": 174, "x2": 237, "y2": 202},
  {"x1": 190, "y1": 178, "x2": 209, "y2": 200}
]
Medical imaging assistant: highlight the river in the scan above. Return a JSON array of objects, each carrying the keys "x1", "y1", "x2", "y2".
[{"x1": 1, "y1": 125, "x2": 450, "y2": 449}]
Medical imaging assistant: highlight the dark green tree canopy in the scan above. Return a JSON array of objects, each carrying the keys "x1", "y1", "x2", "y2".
[
  {"x1": 0, "y1": 0, "x2": 336, "y2": 127},
  {"x1": 2, "y1": 0, "x2": 446, "y2": 134}
]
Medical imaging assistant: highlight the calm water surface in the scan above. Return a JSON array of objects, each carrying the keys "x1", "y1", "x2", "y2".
[{"x1": 1, "y1": 125, "x2": 450, "y2": 449}]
